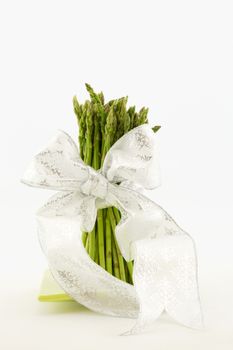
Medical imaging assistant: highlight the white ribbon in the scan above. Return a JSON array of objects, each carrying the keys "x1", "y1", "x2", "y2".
[{"x1": 22, "y1": 125, "x2": 203, "y2": 334}]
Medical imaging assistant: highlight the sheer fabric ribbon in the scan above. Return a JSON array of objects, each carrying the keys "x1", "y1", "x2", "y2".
[{"x1": 22, "y1": 125, "x2": 203, "y2": 334}]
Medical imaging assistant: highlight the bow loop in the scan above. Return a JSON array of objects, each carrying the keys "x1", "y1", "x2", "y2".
[
  {"x1": 102, "y1": 125, "x2": 161, "y2": 190},
  {"x1": 21, "y1": 130, "x2": 89, "y2": 191}
]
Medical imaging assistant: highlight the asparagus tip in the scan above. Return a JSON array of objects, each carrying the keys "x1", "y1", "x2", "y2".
[
  {"x1": 85, "y1": 82, "x2": 93, "y2": 93},
  {"x1": 152, "y1": 125, "x2": 161, "y2": 133}
]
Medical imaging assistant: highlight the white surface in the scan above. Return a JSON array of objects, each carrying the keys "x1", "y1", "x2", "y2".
[{"x1": 0, "y1": 0, "x2": 233, "y2": 349}]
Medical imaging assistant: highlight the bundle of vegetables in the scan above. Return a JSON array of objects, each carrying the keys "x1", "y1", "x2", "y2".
[{"x1": 73, "y1": 84, "x2": 160, "y2": 285}]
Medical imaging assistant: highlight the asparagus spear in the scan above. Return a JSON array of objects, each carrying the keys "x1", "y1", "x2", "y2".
[
  {"x1": 85, "y1": 84, "x2": 107, "y2": 269},
  {"x1": 128, "y1": 106, "x2": 136, "y2": 129},
  {"x1": 101, "y1": 102, "x2": 117, "y2": 165},
  {"x1": 113, "y1": 207, "x2": 134, "y2": 282},
  {"x1": 92, "y1": 104, "x2": 101, "y2": 171},
  {"x1": 114, "y1": 97, "x2": 128, "y2": 141},
  {"x1": 85, "y1": 83, "x2": 107, "y2": 138},
  {"x1": 82, "y1": 232, "x2": 88, "y2": 247},
  {"x1": 73, "y1": 96, "x2": 81, "y2": 122},
  {"x1": 102, "y1": 103, "x2": 118, "y2": 273},
  {"x1": 112, "y1": 235, "x2": 120, "y2": 279},
  {"x1": 83, "y1": 101, "x2": 96, "y2": 261},
  {"x1": 152, "y1": 125, "x2": 161, "y2": 133},
  {"x1": 73, "y1": 98, "x2": 87, "y2": 160},
  {"x1": 85, "y1": 101, "x2": 93, "y2": 165},
  {"x1": 139, "y1": 107, "x2": 149, "y2": 124},
  {"x1": 108, "y1": 207, "x2": 126, "y2": 281},
  {"x1": 74, "y1": 98, "x2": 88, "y2": 246},
  {"x1": 102, "y1": 100, "x2": 127, "y2": 280},
  {"x1": 105, "y1": 214, "x2": 112, "y2": 274}
]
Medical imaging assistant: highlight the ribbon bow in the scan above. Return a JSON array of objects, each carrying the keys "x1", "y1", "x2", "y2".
[{"x1": 22, "y1": 125, "x2": 203, "y2": 334}]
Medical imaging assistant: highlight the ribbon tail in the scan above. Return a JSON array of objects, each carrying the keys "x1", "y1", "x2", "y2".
[
  {"x1": 121, "y1": 238, "x2": 164, "y2": 335},
  {"x1": 110, "y1": 186, "x2": 203, "y2": 334},
  {"x1": 165, "y1": 235, "x2": 204, "y2": 330},
  {"x1": 123, "y1": 234, "x2": 203, "y2": 335}
]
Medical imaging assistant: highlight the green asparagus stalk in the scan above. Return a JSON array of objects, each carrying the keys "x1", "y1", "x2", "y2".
[
  {"x1": 83, "y1": 101, "x2": 96, "y2": 261},
  {"x1": 73, "y1": 98, "x2": 87, "y2": 161},
  {"x1": 99, "y1": 100, "x2": 128, "y2": 281},
  {"x1": 95, "y1": 229, "x2": 99, "y2": 264},
  {"x1": 92, "y1": 105, "x2": 101, "y2": 171},
  {"x1": 82, "y1": 232, "x2": 88, "y2": 246},
  {"x1": 100, "y1": 103, "x2": 117, "y2": 274},
  {"x1": 85, "y1": 83, "x2": 107, "y2": 137},
  {"x1": 92, "y1": 104, "x2": 105, "y2": 266},
  {"x1": 84, "y1": 101, "x2": 93, "y2": 165},
  {"x1": 108, "y1": 207, "x2": 126, "y2": 281},
  {"x1": 105, "y1": 214, "x2": 112, "y2": 274},
  {"x1": 114, "y1": 97, "x2": 128, "y2": 141},
  {"x1": 97, "y1": 209, "x2": 105, "y2": 269},
  {"x1": 112, "y1": 236, "x2": 120, "y2": 279},
  {"x1": 128, "y1": 106, "x2": 136, "y2": 129},
  {"x1": 113, "y1": 207, "x2": 133, "y2": 281},
  {"x1": 101, "y1": 103, "x2": 117, "y2": 165},
  {"x1": 85, "y1": 86, "x2": 107, "y2": 269}
]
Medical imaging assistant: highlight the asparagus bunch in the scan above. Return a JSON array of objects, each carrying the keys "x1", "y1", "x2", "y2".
[{"x1": 73, "y1": 84, "x2": 160, "y2": 284}]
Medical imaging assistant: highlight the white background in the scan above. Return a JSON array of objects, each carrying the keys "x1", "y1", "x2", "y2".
[{"x1": 0, "y1": 0, "x2": 233, "y2": 349}]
